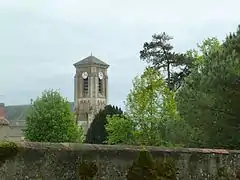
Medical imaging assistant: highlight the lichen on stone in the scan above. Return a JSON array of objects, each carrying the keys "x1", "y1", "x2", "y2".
[
  {"x1": 155, "y1": 157, "x2": 177, "y2": 179},
  {"x1": 0, "y1": 141, "x2": 19, "y2": 167},
  {"x1": 217, "y1": 166, "x2": 236, "y2": 179},
  {"x1": 78, "y1": 159, "x2": 98, "y2": 180},
  {"x1": 126, "y1": 149, "x2": 177, "y2": 180},
  {"x1": 126, "y1": 150, "x2": 156, "y2": 180}
]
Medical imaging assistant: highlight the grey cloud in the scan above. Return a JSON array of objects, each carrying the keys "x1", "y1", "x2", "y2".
[{"x1": 1, "y1": 1, "x2": 240, "y2": 108}]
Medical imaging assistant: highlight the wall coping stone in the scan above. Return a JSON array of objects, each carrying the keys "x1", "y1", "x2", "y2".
[{"x1": 12, "y1": 142, "x2": 239, "y2": 155}]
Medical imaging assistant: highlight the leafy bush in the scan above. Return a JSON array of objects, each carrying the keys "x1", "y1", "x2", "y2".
[{"x1": 24, "y1": 89, "x2": 84, "y2": 143}]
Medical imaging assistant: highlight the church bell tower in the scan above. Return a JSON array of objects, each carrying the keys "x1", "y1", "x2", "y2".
[{"x1": 73, "y1": 55, "x2": 109, "y2": 133}]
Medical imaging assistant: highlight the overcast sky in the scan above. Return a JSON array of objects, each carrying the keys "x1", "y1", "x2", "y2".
[{"x1": 0, "y1": 0, "x2": 239, "y2": 108}]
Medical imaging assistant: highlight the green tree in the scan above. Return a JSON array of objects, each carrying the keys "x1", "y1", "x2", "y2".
[
  {"x1": 140, "y1": 32, "x2": 192, "y2": 90},
  {"x1": 106, "y1": 67, "x2": 186, "y2": 146},
  {"x1": 184, "y1": 37, "x2": 221, "y2": 72},
  {"x1": 105, "y1": 114, "x2": 135, "y2": 145},
  {"x1": 24, "y1": 89, "x2": 84, "y2": 143},
  {"x1": 85, "y1": 105, "x2": 123, "y2": 144},
  {"x1": 140, "y1": 32, "x2": 174, "y2": 88},
  {"x1": 176, "y1": 27, "x2": 240, "y2": 148},
  {"x1": 126, "y1": 67, "x2": 180, "y2": 146}
]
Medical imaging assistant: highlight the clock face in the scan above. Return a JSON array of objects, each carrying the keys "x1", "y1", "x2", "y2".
[
  {"x1": 98, "y1": 72, "x2": 104, "y2": 79},
  {"x1": 82, "y1": 72, "x2": 88, "y2": 79}
]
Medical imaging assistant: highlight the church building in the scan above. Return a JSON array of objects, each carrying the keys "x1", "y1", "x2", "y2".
[
  {"x1": 0, "y1": 55, "x2": 109, "y2": 141},
  {"x1": 73, "y1": 55, "x2": 109, "y2": 133}
]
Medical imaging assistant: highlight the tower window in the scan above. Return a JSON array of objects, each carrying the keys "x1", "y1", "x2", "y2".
[
  {"x1": 83, "y1": 78, "x2": 88, "y2": 94},
  {"x1": 98, "y1": 78, "x2": 103, "y2": 93}
]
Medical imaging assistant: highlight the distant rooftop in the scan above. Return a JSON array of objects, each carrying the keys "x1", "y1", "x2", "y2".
[
  {"x1": 74, "y1": 55, "x2": 109, "y2": 67},
  {"x1": 4, "y1": 102, "x2": 75, "y2": 123}
]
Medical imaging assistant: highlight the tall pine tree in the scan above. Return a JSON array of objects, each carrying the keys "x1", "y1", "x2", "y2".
[{"x1": 140, "y1": 32, "x2": 193, "y2": 90}]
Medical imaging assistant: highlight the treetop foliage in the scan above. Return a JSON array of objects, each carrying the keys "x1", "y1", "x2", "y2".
[
  {"x1": 106, "y1": 25, "x2": 240, "y2": 149},
  {"x1": 106, "y1": 67, "x2": 185, "y2": 146},
  {"x1": 176, "y1": 26, "x2": 240, "y2": 148},
  {"x1": 85, "y1": 104, "x2": 123, "y2": 144},
  {"x1": 24, "y1": 89, "x2": 84, "y2": 143}
]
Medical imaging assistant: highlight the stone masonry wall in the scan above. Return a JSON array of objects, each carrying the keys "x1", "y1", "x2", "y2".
[{"x1": 1, "y1": 142, "x2": 240, "y2": 179}]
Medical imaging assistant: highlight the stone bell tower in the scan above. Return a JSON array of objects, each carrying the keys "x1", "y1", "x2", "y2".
[{"x1": 73, "y1": 55, "x2": 109, "y2": 134}]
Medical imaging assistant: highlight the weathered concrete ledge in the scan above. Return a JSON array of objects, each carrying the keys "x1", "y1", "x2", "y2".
[
  {"x1": 13, "y1": 141, "x2": 234, "y2": 154},
  {"x1": 1, "y1": 142, "x2": 240, "y2": 179}
]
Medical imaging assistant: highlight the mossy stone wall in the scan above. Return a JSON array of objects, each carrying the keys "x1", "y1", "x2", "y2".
[{"x1": 1, "y1": 142, "x2": 240, "y2": 179}]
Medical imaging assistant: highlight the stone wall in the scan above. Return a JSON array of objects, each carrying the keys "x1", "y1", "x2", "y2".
[
  {"x1": 0, "y1": 125, "x2": 24, "y2": 142},
  {"x1": 1, "y1": 142, "x2": 240, "y2": 179},
  {"x1": 0, "y1": 125, "x2": 9, "y2": 141}
]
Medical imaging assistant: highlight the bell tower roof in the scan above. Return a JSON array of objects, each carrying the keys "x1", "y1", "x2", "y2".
[{"x1": 74, "y1": 55, "x2": 109, "y2": 68}]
